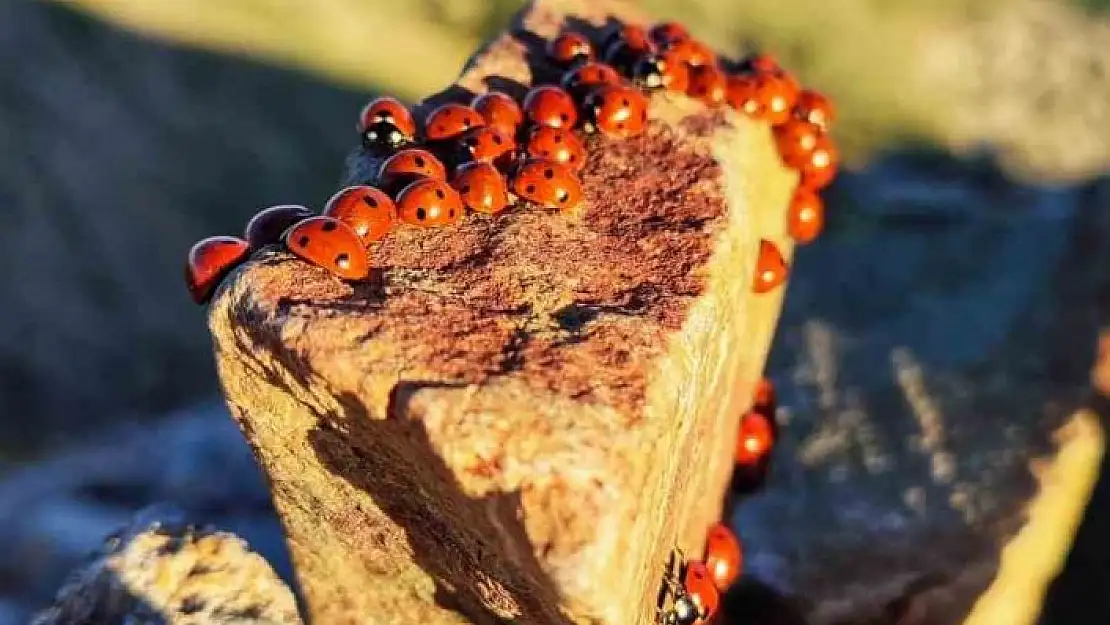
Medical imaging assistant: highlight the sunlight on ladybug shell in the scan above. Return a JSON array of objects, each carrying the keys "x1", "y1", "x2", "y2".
[
  {"x1": 452, "y1": 162, "x2": 509, "y2": 215},
  {"x1": 511, "y1": 159, "x2": 583, "y2": 211},
  {"x1": 323, "y1": 186, "x2": 396, "y2": 246},
  {"x1": 788, "y1": 188, "x2": 824, "y2": 244},
  {"x1": 525, "y1": 126, "x2": 587, "y2": 171},
  {"x1": 585, "y1": 84, "x2": 648, "y2": 138},
  {"x1": 185, "y1": 236, "x2": 250, "y2": 305},
  {"x1": 703, "y1": 523, "x2": 743, "y2": 591},
  {"x1": 523, "y1": 85, "x2": 578, "y2": 129},
  {"x1": 284, "y1": 216, "x2": 370, "y2": 280},
  {"x1": 736, "y1": 410, "x2": 775, "y2": 466},
  {"x1": 471, "y1": 91, "x2": 523, "y2": 135},
  {"x1": 423, "y1": 103, "x2": 485, "y2": 141},
  {"x1": 753, "y1": 239, "x2": 788, "y2": 294},
  {"x1": 683, "y1": 561, "x2": 720, "y2": 620},
  {"x1": 548, "y1": 31, "x2": 594, "y2": 66},
  {"x1": 396, "y1": 178, "x2": 465, "y2": 226}
]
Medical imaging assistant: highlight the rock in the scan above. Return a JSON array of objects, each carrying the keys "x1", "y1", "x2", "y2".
[
  {"x1": 209, "y1": 1, "x2": 798, "y2": 623},
  {"x1": 31, "y1": 511, "x2": 301, "y2": 625}
]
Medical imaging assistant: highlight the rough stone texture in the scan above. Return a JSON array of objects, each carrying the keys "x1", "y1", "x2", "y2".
[
  {"x1": 209, "y1": 1, "x2": 797, "y2": 623},
  {"x1": 31, "y1": 511, "x2": 300, "y2": 625},
  {"x1": 730, "y1": 158, "x2": 1110, "y2": 624}
]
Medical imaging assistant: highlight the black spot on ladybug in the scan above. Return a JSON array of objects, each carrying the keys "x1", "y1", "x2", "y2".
[
  {"x1": 416, "y1": 207, "x2": 427, "y2": 220},
  {"x1": 569, "y1": 154, "x2": 577, "y2": 162},
  {"x1": 435, "y1": 188, "x2": 445, "y2": 200},
  {"x1": 544, "y1": 168, "x2": 554, "y2": 179},
  {"x1": 560, "y1": 113, "x2": 570, "y2": 122},
  {"x1": 363, "y1": 195, "x2": 378, "y2": 208},
  {"x1": 553, "y1": 134, "x2": 562, "y2": 143},
  {"x1": 525, "y1": 184, "x2": 537, "y2": 194},
  {"x1": 335, "y1": 253, "x2": 350, "y2": 269},
  {"x1": 622, "y1": 98, "x2": 630, "y2": 107},
  {"x1": 297, "y1": 235, "x2": 310, "y2": 247},
  {"x1": 460, "y1": 184, "x2": 471, "y2": 194},
  {"x1": 415, "y1": 156, "x2": 426, "y2": 167},
  {"x1": 434, "y1": 125, "x2": 445, "y2": 135},
  {"x1": 321, "y1": 221, "x2": 338, "y2": 232},
  {"x1": 493, "y1": 135, "x2": 503, "y2": 145},
  {"x1": 448, "y1": 208, "x2": 456, "y2": 218},
  {"x1": 541, "y1": 149, "x2": 550, "y2": 156}
]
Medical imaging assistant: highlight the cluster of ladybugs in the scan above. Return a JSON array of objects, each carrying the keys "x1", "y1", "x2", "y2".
[
  {"x1": 183, "y1": 19, "x2": 838, "y2": 305},
  {"x1": 657, "y1": 378, "x2": 776, "y2": 625}
]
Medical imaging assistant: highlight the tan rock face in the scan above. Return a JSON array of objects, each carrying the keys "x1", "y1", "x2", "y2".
[{"x1": 208, "y1": 1, "x2": 797, "y2": 623}]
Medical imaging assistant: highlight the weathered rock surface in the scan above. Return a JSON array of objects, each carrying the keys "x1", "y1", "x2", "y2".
[
  {"x1": 210, "y1": 1, "x2": 797, "y2": 623},
  {"x1": 31, "y1": 511, "x2": 300, "y2": 625}
]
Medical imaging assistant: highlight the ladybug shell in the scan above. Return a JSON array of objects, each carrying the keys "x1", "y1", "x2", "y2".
[
  {"x1": 525, "y1": 126, "x2": 587, "y2": 172},
  {"x1": 423, "y1": 103, "x2": 485, "y2": 141},
  {"x1": 523, "y1": 85, "x2": 579, "y2": 129},
  {"x1": 755, "y1": 72, "x2": 800, "y2": 125},
  {"x1": 584, "y1": 84, "x2": 649, "y2": 138},
  {"x1": 664, "y1": 38, "x2": 716, "y2": 67},
  {"x1": 358, "y1": 96, "x2": 416, "y2": 138},
  {"x1": 752, "y1": 377, "x2": 776, "y2": 415},
  {"x1": 458, "y1": 126, "x2": 516, "y2": 164},
  {"x1": 185, "y1": 236, "x2": 250, "y2": 304},
  {"x1": 378, "y1": 148, "x2": 448, "y2": 193},
  {"x1": 632, "y1": 51, "x2": 689, "y2": 93},
  {"x1": 753, "y1": 238, "x2": 788, "y2": 294},
  {"x1": 687, "y1": 64, "x2": 727, "y2": 107},
  {"x1": 243, "y1": 204, "x2": 315, "y2": 251},
  {"x1": 396, "y1": 178, "x2": 465, "y2": 226},
  {"x1": 736, "y1": 409, "x2": 775, "y2": 465},
  {"x1": 511, "y1": 158, "x2": 583, "y2": 212},
  {"x1": 703, "y1": 523, "x2": 743, "y2": 591},
  {"x1": 322, "y1": 186, "x2": 396, "y2": 246},
  {"x1": 649, "y1": 21, "x2": 691, "y2": 46},
  {"x1": 787, "y1": 188, "x2": 824, "y2": 244},
  {"x1": 773, "y1": 119, "x2": 823, "y2": 169},
  {"x1": 548, "y1": 31, "x2": 594, "y2": 66},
  {"x1": 683, "y1": 561, "x2": 720, "y2": 621},
  {"x1": 452, "y1": 162, "x2": 509, "y2": 215},
  {"x1": 561, "y1": 61, "x2": 622, "y2": 99},
  {"x1": 725, "y1": 74, "x2": 762, "y2": 116},
  {"x1": 794, "y1": 88, "x2": 836, "y2": 129},
  {"x1": 284, "y1": 216, "x2": 369, "y2": 280},
  {"x1": 798, "y1": 134, "x2": 839, "y2": 190},
  {"x1": 605, "y1": 23, "x2": 653, "y2": 55},
  {"x1": 472, "y1": 92, "x2": 524, "y2": 135}
]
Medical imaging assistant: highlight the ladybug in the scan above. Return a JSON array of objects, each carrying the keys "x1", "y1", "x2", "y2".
[
  {"x1": 753, "y1": 238, "x2": 788, "y2": 294},
  {"x1": 738, "y1": 52, "x2": 783, "y2": 75},
  {"x1": 754, "y1": 72, "x2": 799, "y2": 125},
  {"x1": 378, "y1": 148, "x2": 447, "y2": 193},
  {"x1": 472, "y1": 91, "x2": 524, "y2": 136},
  {"x1": 725, "y1": 74, "x2": 761, "y2": 116},
  {"x1": 752, "y1": 377, "x2": 776, "y2": 415},
  {"x1": 522, "y1": 85, "x2": 578, "y2": 129},
  {"x1": 525, "y1": 126, "x2": 587, "y2": 171},
  {"x1": 703, "y1": 523, "x2": 742, "y2": 591},
  {"x1": 583, "y1": 83, "x2": 649, "y2": 138},
  {"x1": 659, "y1": 557, "x2": 720, "y2": 625},
  {"x1": 547, "y1": 32, "x2": 594, "y2": 66},
  {"x1": 511, "y1": 158, "x2": 583, "y2": 211},
  {"x1": 663, "y1": 38, "x2": 716, "y2": 68},
  {"x1": 452, "y1": 162, "x2": 509, "y2": 215},
  {"x1": 284, "y1": 216, "x2": 369, "y2": 280},
  {"x1": 395, "y1": 178, "x2": 465, "y2": 226},
  {"x1": 649, "y1": 21, "x2": 691, "y2": 46},
  {"x1": 185, "y1": 236, "x2": 251, "y2": 304},
  {"x1": 458, "y1": 126, "x2": 516, "y2": 164},
  {"x1": 798, "y1": 133, "x2": 839, "y2": 190},
  {"x1": 322, "y1": 186, "x2": 396, "y2": 246},
  {"x1": 358, "y1": 96, "x2": 416, "y2": 150},
  {"x1": 686, "y1": 64, "x2": 727, "y2": 107},
  {"x1": 561, "y1": 61, "x2": 622, "y2": 100},
  {"x1": 788, "y1": 188, "x2": 824, "y2": 244},
  {"x1": 604, "y1": 23, "x2": 653, "y2": 55},
  {"x1": 423, "y1": 103, "x2": 485, "y2": 141},
  {"x1": 794, "y1": 89, "x2": 836, "y2": 130},
  {"x1": 243, "y1": 204, "x2": 315, "y2": 250},
  {"x1": 632, "y1": 51, "x2": 690, "y2": 93},
  {"x1": 603, "y1": 24, "x2": 656, "y2": 74},
  {"x1": 772, "y1": 118, "x2": 823, "y2": 169},
  {"x1": 736, "y1": 409, "x2": 775, "y2": 466}
]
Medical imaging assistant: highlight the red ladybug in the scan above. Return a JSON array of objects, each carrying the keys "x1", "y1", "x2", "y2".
[
  {"x1": 185, "y1": 236, "x2": 251, "y2": 304},
  {"x1": 753, "y1": 239, "x2": 788, "y2": 294},
  {"x1": 423, "y1": 103, "x2": 485, "y2": 141},
  {"x1": 725, "y1": 74, "x2": 761, "y2": 116},
  {"x1": 511, "y1": 159, "x2": 583, "y2": 211},
  {"x1": 459, "y1": 126, "x2": 516, "y2": 164},
  {"x1": 658, "y1": 552, "x2": 717, "y2": 625},
  {"x1": 794, "y1": 89, "x2": 836, "y2": 130},
  {"x1": 650, "y1": 21, "x2": 691, "y2": 46},
  {"x1": 683, "y1": 561, "x2": 720, "y2": 623},
  {"x1": 606, "y1": 23, "x2": 653, "y2": 54},
  {"x1": 736, "y1": 409, "x2": 775, "y2": 466},
  {"x1": 755, "y1": 72, "x2": 799, "y2": 125},
  {"x1": 561, "y1": 61, "x2": 622, "y2": 99},
  {"x1": 753, "y1": 377, "x2": 776, "y2": 415},
  {"x1": 603, "y1": 24, "x2": 656, "y2": 74},
  {"x1": 548, "y1": 32, "x2": 594, "y2": 66},
  {"x1": 773, "y1": 119, "x2": 823, "y2": 169},
  {"x1": 358, "y1": 96, "x2": 416, "y2": 150},
  {"x1": 322, "y1": 185, "x2": 396, "y2": 246},
  {"x1": 243, "y1": 204, "x2": 315, "y2": 250},
  {"x1": 703, "y1": 523, "x2": 743, "y2": 591},
  {"x1": 378, "y1": 148, "x2": 447, "y2": 193},
  {"x1": 472, "y1": 92, "x2": 523, "y2": 135},
  {"x1": 740, "y1": 52, "x2": 783, "y2": 74},
  {"x1": 686, "y1": 64, "x2": 727, "y2": 107},
  {"x1": 632, "y1": 50, "x2": 689, "y2": 93},
  {"x1": 284, "y1": 216, "x2": 369, "y2": 280},
  {"x1": 788, "y1": 188, "x2": 824, "y2": 244},
  {"x1": 664, "y1": 38, "x2": 716, "y2": 68},
  {"x1": 525, "y1": 126, "x2": 587, "y2": 171},
  {"x1": 452, "y1": 162, "x2": 509, "y2": 215},
  {"x1": 396, "y1": 178, "x2": 465, "y2": 226},
  {"x1": 583, "y1": 83, "x2": 649, "y2": 138},
  {"x1": 522, "y1": 85, "x2": 578, "y2": 129},
  {"x1": 799, "y1": 134, "x2": 839, "y2": 190}
]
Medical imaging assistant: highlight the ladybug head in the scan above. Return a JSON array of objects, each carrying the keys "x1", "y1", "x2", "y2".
[
  {"x1": 631, "y1": 54, "x2": 666, "y2": 90},
  {"x1": 362, "y1": 121, "x2": 409, "y2": 151},
  {"x1": 667, "y1": 596, "x2": 700, "y2": 625}
]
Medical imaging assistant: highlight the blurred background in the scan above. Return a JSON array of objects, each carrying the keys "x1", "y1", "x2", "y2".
[{"x1": 2, "y1": 0, "x2": 1110, "y2": 623}]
